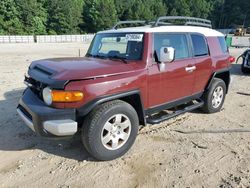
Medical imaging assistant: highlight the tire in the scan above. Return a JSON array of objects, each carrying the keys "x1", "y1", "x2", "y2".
[
  {"x1": 201, "y1": 78, "x2": 226, "y2": 114},
  {"x1": 241, "y1": 63, "x2": 250, "y2": 74},
  {"x1": 81, "y1": 100, "x2": 139, "y2": 161}
]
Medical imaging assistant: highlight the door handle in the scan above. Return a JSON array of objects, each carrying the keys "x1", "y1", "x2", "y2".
[{"x1": 185, "y1": 66, "x2": 196, "y2": 72}]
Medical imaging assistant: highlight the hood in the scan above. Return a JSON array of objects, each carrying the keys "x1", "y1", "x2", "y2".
[{"x1": 30, "y1": 57, "x2": 143, "y2": 81}]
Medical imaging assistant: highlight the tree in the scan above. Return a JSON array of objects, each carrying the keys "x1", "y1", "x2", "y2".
[
  {"x1": 46, "y1": 0, "x2": 83, "y2": 34},
  {"x1": 0, "y1": 0, "x2": 250, "y2": 34},
  {"x1": 207, "y1": 0, "x2": 250, "y2": 28},
  {"x1": 15, "y1": 0, "x2": 47, "y2": 35},
  {"x1": 221, "y1": 0, "x2": 250, "y2": 28},
  {"x1": 0, "y1": 0, "x2": 23, "y2": 34},
  {"x1": 115, "y1": 0, "x2": 166, "y2": 21},
  {"x1": 207, "y1": 0, "x2": 224, "y2": 28},
  {"x1": 189, "y1": 0, "x2": 212, "y2": 19},
  {"x1": 164, "y1": 0, "x2": 191, "y2": 17},
  {"x1": 82, "y1": 0, "x2": 117, "y2": 33}
]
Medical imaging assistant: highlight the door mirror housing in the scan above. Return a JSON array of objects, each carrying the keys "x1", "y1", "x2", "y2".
[{"x1": 159, "y1": 47, "x2": 175, "y2": 63}]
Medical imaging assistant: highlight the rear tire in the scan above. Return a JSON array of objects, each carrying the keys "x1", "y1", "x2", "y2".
[
  {"x1": 201, "y1": 78, "x2": 226, "y2": 114},
  {"x1": 81, "y1": 100, "x2": 139, "y2": 161}
]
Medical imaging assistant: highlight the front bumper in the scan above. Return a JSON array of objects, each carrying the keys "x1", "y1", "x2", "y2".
[{"x1": 17, "y1": 88, "x2": 77, "y2": 138}]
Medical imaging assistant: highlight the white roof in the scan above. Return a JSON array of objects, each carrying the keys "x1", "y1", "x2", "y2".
[{"x1": 98, "y1": 25, "x2": 224, "y2": 37}]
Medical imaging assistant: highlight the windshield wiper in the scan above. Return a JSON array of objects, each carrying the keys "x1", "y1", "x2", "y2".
[
  {"x1": 86, "y1": 53, "x2": 106, "y2": 59},
  {"x1": 87, "y1": 53, "x2": 128, "y2": 63},
  {"x1": 107, "y1": 55, "x2": 128, "y2": 64},
  {"x1": 86, "y1": 53, "x2": 93, "y2": 57}
]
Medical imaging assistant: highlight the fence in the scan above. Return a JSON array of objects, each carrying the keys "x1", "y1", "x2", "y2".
[
  {"x1": 0, "y1": 35, "x2": 34, "y2": 43},
  {"x1": 36, "y1": 34, "x2": 94, "y2": 43},
  {"x1": 0, "y1": 34, "x2": 94, "y2": 44},
  {"x1": 231, "y1": 36, "x2": 250, "y2": 47}
]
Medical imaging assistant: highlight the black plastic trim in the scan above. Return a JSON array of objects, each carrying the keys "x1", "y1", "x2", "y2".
[
  {"x1": 206, "y1": 68, "x2": 231, "y2": 92},
  {"x1": 145, "y1": 92, "x2": 203, "y2": 116},
  {"x1": 147, "y1": 100, "x2": 204, "y2": 124},
  {"x1": 18, "y1": 88, "x2": 76, "y2": 138},
  {"x1": 77, "y1": 90, "x2": 146, "y2": 125}
]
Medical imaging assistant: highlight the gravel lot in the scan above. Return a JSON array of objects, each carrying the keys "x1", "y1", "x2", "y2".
[{"x1": 0, "y1": 43, "x2": 250, "y2": 188}]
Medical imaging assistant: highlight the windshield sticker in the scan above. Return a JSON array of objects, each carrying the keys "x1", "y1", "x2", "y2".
[{"x1": 125, "y1": 34, "x2": 143, "y2": 42}]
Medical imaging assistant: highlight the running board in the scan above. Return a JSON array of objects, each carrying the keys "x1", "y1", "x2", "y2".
[{"x1": 146, "y1": 100, "x2": 204, "y2": 125}]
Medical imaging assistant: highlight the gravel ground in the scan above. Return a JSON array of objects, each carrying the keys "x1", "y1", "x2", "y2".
[{"x1": 0, "y1": 43, "x2": 249, "y2": 188}]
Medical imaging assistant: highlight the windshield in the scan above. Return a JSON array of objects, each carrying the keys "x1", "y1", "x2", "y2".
[{"x1": 87, "y1": 33, "x2": 144, "y2": 61}]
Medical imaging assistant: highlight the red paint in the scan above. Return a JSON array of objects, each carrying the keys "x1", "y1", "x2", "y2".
[
  {"x1": 147, "y1": 58, "x2": 195, "y2": 107},
  {"x1": 229, "y1": 56, "x2": 235, "y2": 63},
  {"x1": 35, "y1": 33, "x2": 230, "y2": 110}
]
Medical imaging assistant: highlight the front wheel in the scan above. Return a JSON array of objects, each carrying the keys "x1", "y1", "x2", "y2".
[
  {"x1": 81, "y1": 100, "x2": 139, "y2": 161},
  {"x1": 201, "y1": 78, "x2": 226, "y2": 113}
]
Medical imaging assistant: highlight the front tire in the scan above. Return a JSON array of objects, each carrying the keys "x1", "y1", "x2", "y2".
[
  {"x1": 201, "y1": 78, "x2": 226, "y2": 113},
  {"x1": 81, "y1": 100, "x2": 139, "y2": 161}
]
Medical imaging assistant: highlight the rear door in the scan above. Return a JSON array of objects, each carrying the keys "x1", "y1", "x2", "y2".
[
  {"x1": 190, "y1": 34, "x2": 212, "y2": 94},
  {"x1": 148, "y1": 33, "x2": 195, "y2": 107}
]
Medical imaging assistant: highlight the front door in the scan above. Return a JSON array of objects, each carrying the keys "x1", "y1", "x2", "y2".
[{"x1": 148, "y1": 33, "x2": 195, "y2": 107}]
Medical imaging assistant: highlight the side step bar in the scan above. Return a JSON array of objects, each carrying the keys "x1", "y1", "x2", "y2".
[{"x1": 146, "y1": 100, "x2": 204, "y2": 125}]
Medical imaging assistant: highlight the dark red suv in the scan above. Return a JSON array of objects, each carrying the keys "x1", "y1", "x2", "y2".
[{"x1": 17, "y1": 17, "x2": 235, "y2": 160}]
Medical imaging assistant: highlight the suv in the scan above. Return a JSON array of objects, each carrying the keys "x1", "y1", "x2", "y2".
[
  {"x1": 240, "y1": 49, "x2": 250, "y2": 73},
  {"x1": 17, "y1": 17, "x2": 235, "y2": 161}
]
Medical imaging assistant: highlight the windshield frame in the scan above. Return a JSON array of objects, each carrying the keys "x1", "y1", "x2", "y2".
[{"x1": 86, "y1": 32, "x2": 145, "y2": 62}]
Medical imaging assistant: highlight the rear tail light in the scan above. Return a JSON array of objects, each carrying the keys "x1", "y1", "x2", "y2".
[{"x1": 229, "y1": 56, "x2": 235, "y2": 63}]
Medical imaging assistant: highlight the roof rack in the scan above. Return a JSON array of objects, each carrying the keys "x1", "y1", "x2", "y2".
[
  {"x1": 112, "y1": 16, "x2": 212, "y2": 30},
  {"x1": 153, "y1": 16, "x2": 212, "y2": 28},
  {"x1": 113, "y1": 20, "x2": 147, "y2": 30}
]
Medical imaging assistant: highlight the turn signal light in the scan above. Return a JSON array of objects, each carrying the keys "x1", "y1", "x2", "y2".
[{"x1": 51, "y1": 90, "x2": 84, "y2": 102}]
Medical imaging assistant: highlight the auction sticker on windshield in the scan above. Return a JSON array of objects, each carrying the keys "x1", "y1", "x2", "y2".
[{"x1": 125, "y1": 34, "x2": 143, "y2": 41}]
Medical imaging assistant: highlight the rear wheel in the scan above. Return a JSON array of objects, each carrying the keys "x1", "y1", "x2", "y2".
[
  {"x1": 201, "y1": 78, "x2": 226, "y2": 113},
  {"x1": 81, "y1": 100, "x2": 139, "y2": 161}
]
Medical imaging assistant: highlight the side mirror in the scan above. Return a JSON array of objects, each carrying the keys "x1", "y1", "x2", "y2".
[{"x1": 159, "y1": 47, "x2": 175, "y2": 63}]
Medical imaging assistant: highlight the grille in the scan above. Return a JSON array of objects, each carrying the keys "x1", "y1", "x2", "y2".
[{"x1": 24, "y1": 76, "x2": 46, "y2": 100}]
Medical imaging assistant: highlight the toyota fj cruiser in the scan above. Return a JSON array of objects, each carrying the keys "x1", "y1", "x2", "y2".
[{"x1": 17, "y1": 17, "x2": 235, "y2": 161}]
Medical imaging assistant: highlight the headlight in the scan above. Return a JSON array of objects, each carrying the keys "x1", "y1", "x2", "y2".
[
  {"x1": 42, "y1": 87, "x2": 52, "y2": 105},
  {"x1": 42, "y1": 87, "x2": 84, "y2": 105}
]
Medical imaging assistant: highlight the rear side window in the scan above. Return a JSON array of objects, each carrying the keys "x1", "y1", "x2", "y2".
[
  {"x1": 218, "y1": 37, "x2": 228, "y2": 53},
  {"x1": 191, "y1": 34, "x2": 209, "y2": 57},
  {"x1": 154, "y1": 33, "x2": 189, "y2": 60}
]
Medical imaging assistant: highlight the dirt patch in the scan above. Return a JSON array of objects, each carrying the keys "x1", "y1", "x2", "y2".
[
  {"x1": 0, "y1": 44, "x2": 250, "y2": 187},
  {"x1": 0, "y1": 161, "x2": 20, "y2": 175}
]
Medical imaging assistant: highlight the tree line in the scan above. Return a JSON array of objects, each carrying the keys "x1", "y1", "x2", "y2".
[{"x1": 0, "y1": 0, "x2": 249, "y2": 35}]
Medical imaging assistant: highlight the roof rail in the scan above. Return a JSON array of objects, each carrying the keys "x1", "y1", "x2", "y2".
[
  {"x1": 112, "y1": 16, "x2": 212, "y2": 30},
  {"x1": 112, "y1": 20, "x2": 146, "y2": 30},
  {"x1": 153, "y1": 16, "x2": 212, "y2": 28}
]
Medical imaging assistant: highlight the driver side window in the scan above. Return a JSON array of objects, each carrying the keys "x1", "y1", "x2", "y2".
[{"x1": 153, "y1": 33, "x2": 190, "y2": 62}]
